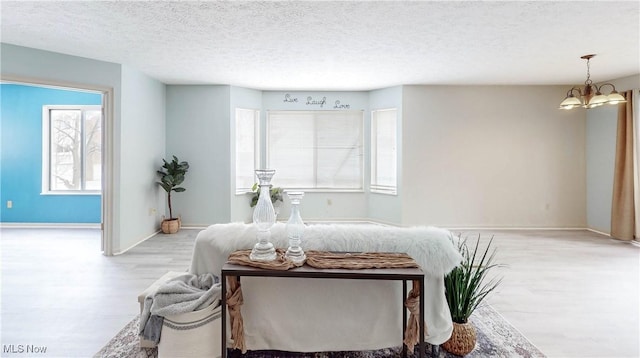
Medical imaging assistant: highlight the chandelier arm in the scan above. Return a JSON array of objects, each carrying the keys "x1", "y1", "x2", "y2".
[
  {"x1": 567, "y1": 87, "x2": 583, "y2": 97},
  {"x1": 595, "y1": 83, "x2": 617, "y2": 93}
]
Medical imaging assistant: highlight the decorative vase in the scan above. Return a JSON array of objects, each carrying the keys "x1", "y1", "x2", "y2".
[
  {"x1": 442, "y1": 322, "x2": 477, "y2": 356},
  {"x1": 285, "y1": 191, "x2": 306, "y2": 264},
  {"x1": 250, "y1": 169, "x2": 277, "y2": 262}
]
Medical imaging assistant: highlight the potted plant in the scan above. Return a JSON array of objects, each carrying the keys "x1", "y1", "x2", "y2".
[
  {"x1": 157, "y1": 155, "x2": 189, "y2": 234},
  {"x1": 250, "y1": 182, "x2": 283, "y2": 214},
  {"x1": 442, "y1": 235, "x2": 502, "y2": 356}
]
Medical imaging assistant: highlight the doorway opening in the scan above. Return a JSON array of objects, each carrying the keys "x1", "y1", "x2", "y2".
[{"x1": 0, "y1": 78, "x2": 113, "y2": 254}]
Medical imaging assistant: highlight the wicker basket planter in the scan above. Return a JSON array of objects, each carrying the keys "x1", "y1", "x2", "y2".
[
  {"x1": 161, "y1": 218, "x2": 181, "y2": 234},
  {"x1": 442, "y1": 322, "x2": 476, "y2": 356}
]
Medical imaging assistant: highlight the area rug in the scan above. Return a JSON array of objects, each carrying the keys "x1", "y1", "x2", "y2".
[{"x1": 95, "y1": 305, "x2": 545, "y2": 358}]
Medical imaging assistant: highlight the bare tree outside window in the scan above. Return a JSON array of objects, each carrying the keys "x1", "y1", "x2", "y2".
[{"x1": 46, "y1": 106, "x2": 102, "y2": 192}]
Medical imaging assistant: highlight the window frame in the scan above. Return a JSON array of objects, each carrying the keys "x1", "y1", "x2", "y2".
[
  {"x1": 41, "y1": 105, "x2": 102, "y2": 195},
  {"x1": 265, "y1": 110, "x2": 365, "y2": 192},
  {"x1": 234, "y1": 108, "x2": 261, "y2": 194},
  {"x1": 370, "y1": 108, "x2": 398, "y2": 195}
]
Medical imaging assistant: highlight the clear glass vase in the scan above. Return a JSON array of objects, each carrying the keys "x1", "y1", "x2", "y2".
[
  {"x1": 250, "y1": 169, "x2": 277, "y2": 262},
  {"x1": 285, "y1": 191, "x2": 306, "y2": 264}
]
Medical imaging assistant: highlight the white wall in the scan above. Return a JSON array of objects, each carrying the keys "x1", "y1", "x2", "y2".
[
  {"x1": 168, "y1": 88, "x2": 373, "y2": 225},
  {"x1": 165, "y1": 85, "x2": 231, "y2": 226},
  {"x1": 586, "y1": 74, "x2": 640, "y2": 234},
  {"x1": 0, "y1": 44, "x2": 122, "y2": 91},
  {"x1": 119, "y1": 65, "x2": 166, "y2": 251},
  {"x1": 6, "y1": 42, "x2": 624, "y2": 249},
  {"x1": 402, "y1": 85, "x2": 586, "y2": 228},
  {"x1": 171, "y1": 84, "x2": 593, "y2": 228},
  {"x1": 368, "y1": 86, "x2": 403, "y2": 225}
]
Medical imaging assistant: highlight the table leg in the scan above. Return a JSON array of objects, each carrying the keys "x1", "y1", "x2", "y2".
[
  {"x1": 431, "y1": 343, "x2": 440, "y2": 357},
  {"x1": 419, "y1": 277, "x2": 425, "y2": 358},
  {"x1": 402, "y1": 280, "x2": 407, "y2": 358},
  {"x1": 221, "y1": 273, "x2": 226, "y2": 358}
]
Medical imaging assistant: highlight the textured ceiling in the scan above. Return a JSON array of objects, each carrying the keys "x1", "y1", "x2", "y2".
[{"x1": 1, "y1": 1, "x2": 639, "y2": 90}]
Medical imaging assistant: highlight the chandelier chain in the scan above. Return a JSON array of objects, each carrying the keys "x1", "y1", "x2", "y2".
[{"x1": 584, "y1": 58, "x2": 592, "y2": 86}]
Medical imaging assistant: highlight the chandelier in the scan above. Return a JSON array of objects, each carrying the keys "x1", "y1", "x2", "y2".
[{"x1": 559, "y1": 54, "x2": 626, "y2": 110}]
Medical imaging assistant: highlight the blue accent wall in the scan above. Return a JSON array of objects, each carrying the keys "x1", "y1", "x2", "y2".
[{"x1": 0, "y1": 84, "x2": 102, "y2": 223}]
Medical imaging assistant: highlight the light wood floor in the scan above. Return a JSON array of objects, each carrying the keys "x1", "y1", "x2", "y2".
[{"x1": 0, "y1": 228, "x2": 638, "y2": 357}]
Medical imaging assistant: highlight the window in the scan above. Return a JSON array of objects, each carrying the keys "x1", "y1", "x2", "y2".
[
  {"x1": 235, "y1": 108, "x2": 260, "y2": 192},
  {"x1": 266, "y1": 110, "x2": 363, "y2": 190},
  {"x1": 371, "y1": 108, "x2": 397, "y2": 194},
  {"x1": 42, "y1": 105, "x2": 102, "y2": 193}
]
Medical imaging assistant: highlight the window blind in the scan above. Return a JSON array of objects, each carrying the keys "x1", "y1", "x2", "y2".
[
  {"x1": 267, "y1": 110, "x2": 363, "y2": 190},
  {"x1": 371, "y1": 108, "x2": 397, "y2": 194},
  {"x1": 235, "y1": 108, "x2": 259, "y2": 192}
]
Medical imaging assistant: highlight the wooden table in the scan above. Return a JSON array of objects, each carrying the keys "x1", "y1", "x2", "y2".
[{"x1": 221, "y1": 262, "x2": 426, "y2": 358}]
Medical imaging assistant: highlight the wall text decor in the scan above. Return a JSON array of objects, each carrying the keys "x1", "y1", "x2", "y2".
[
  {"x1": 280, "y1": 93, "x2": 353, "y2": 110},
  {"x1": 283, "y1": 94, "x2": 298, "y2": 103},
  {"x1": 306, "y1": 96, "x2": 327, "y2": 108},
  {"x1": 333, "y1": 100, "x2": 351, "y2": 109}
]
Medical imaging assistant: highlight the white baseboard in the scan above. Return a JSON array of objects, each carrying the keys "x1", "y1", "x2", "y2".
[
  {"x1": 0, "y1": 222, "x2": 100, "y2": 229},
  {"x1": 586, "y1": 228, "x2": 611, "y2": 237},
  {"x1": 445, "y1": 227, "x2": 588, "y2": 231},
  {"x1": 113, "y1": 225, "x2": 214, "y2": 256},
  {"x1": 113, "y1": 229, "x2": 161, "y2": 255},
  {"x1": 585, "y1": 228, "x2": 640, "y2": 245}
]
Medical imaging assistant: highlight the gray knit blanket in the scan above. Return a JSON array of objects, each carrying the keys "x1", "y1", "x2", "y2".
[{"x1": 139, "y1": 273, "x2": 221, "y2": 343}]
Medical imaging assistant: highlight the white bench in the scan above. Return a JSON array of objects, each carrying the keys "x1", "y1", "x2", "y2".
[{"x1": 190, "y1": 222, "x2": 462, "y2": 352}]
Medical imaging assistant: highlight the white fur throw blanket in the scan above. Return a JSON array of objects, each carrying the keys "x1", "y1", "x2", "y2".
[
  {"x1": 190, "y1": 222, "x2": 462, "y2": 278},
  {"x1": 189, "y1": 222, "x2": 462, "y2": 350}
]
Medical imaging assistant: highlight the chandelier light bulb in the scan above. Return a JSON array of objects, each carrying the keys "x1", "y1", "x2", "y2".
[{"x1": 607, "y1": 91, "x2": 626, "y2": 105}]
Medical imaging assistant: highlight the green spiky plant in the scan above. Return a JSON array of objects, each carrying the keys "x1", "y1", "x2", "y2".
[
  {"x1": 444, "y1": 235, "x2": 502, "y2": 324},
  {"x1": 156, "y1": 156, "x2": 189, "y2": 220}
]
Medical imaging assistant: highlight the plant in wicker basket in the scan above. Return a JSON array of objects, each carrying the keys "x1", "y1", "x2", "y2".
[
  {"x1": 156, "y1": 156, "x2": 189, "y2": 234},
  {"x1": 442, "y1": 235, "x2": 502, "y2": 356}
]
